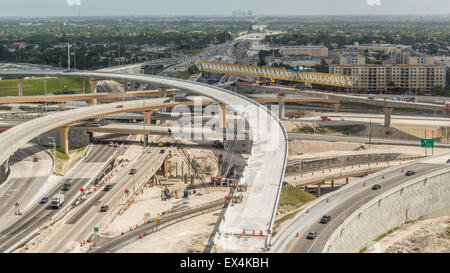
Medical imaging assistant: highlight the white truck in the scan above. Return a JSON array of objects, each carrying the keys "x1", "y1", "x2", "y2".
[{"x1": 51, "y1": 194, "x2": 65, "y2": 209}]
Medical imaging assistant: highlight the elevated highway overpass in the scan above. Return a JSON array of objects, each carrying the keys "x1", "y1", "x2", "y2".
[
  {"x1": 237, "y1": 83, "x2": 445, "y2": 127},
  {"x1": 0, "y1": 70, "x2": 288, "y2": 252},
  {"x1": 270, "y1": 153, "x2": 450, "y2": 253}
]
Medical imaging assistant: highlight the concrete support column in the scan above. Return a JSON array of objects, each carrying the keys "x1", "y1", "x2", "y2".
[
  {"x1": 159, "y1": 87, "x2": 167, "y2": 98},
  {"x1": 277, "y1": 94, "x2": 286, "y2": 119},
  {"x1": 331, "y1": 180, "x2": 334, "y2": 190},
  {"x1": 58, "y1": 126, "x2": 70, "y2": 154},
  {"x1": 218, "y1": 103, "x2": 227, "y2": 129},
  {"x1": 130, "y1": 81, "x2": 136, "y2": 91},
  {"x1": 90, "y1": 78, "x2": 98, "y2": 105},
  {"x1": 317, "y1": 183, "x2": 321, "y2": 197},
  {"x1": 58, "y1": 102, "x2": 66, "y2": 111},
  {"x1": 144, "y1": 110, "x2": 153, "y2": 125},
  {"x1": 383, "y1": 107, "x2": 393, "y2": 128},
  {"x1": 332, "y1": 103, "x2": 340, "y2": 113},
  {"x1": 124, "y1": 80, "x2": 129, "y2": 91},
  {"x1": 162, "y1": 156, "x2": 169, "y2": 178},
  {"x1": 16, "y1": 78, "x2": 23, "y2": 96},
  {"x1": 304, "y1": 186, "x2": 308, "y2": 191},
  {"x1": 346, "y1": 177, "x2": 349, "y2": 185}
]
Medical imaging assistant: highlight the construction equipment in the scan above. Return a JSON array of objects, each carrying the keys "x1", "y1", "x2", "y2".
[
  {"x1": 195, "y1": 61, "x2": 355, "y2": 87},
  {"x1": 167, "y1": 130, "x2": 210, "y2": 193}
]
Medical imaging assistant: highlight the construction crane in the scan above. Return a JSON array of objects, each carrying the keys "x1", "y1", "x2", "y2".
[
  {"x1": 167, "y1": 129, "x2": 210, "y2": 193},
  {"x1": 195, "y1": 61, "x2": 356, "y2": 87}
]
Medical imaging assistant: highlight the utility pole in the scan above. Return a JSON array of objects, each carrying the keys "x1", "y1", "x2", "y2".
[
  {"x1": 48, "y1": 137, "x2": 56, "y2": 162},
  {"x1": 67, "y1": 42, "x2": 70, "y2": 71},
  {"x1": 44, "y1": 80, "x2": 47, "y2": 115}
]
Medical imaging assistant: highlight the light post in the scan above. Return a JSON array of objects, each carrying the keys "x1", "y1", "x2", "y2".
[
  {"x1": 44, "y1": 80, "x2": 47, "y2": 115},
  {"x1": 48, "y1": 136, "x2": 56, "y2": 164}
]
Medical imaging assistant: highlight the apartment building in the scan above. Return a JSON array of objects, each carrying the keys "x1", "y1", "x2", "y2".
[
  {"x1": 335, "y1": 52, "x2": 366, "y2": 65},
  {"x1": 282, "y1": 46, "x2": 329, "y2": 57},
  {"x1": 330, "y1": 63, "x2": 446, "y2": 92}
]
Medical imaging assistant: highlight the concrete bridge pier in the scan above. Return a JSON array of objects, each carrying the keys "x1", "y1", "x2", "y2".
[
  {"x1": 16, "y1": 78, "x2": 23, "y2": 96},
  {"x1": 332, "y1": 103, "x2": 340, "y2": 113},
  {"x1": 58, "y1": 102, "x2": 66, "y2": 111},
  {"x1": 90, "y1": 78, "x2": 98, "y2": 105},
  {"x1": 159, "y1": 87, "x2": 167, "y2": 98},
  {"x1": 218, "y1": 103, "x2": 227, "y2": 129},
  {"x1": 383, "y1": 107, "x2": 393, "y2": 128},
  {"x1": 162, "y1": 156, "x2": 169, "y2": 178},
  {"x1": 277, "y1": 94, "x2": 286, "y2": 119},
  {"x1": 144, "y1": 110, "x2": 153, "y2": 125},
  {"x1": 58, "y1": 126, "x2": 70, "y2": 154}
]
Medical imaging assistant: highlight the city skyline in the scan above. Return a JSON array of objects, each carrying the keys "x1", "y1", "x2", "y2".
[{"x1": 0, "y1": 0, "x2": 448, "y2": 17}]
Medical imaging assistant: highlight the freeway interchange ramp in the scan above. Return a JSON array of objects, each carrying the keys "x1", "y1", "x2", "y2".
[{"x1": 0, "y1": 70, "x2": 288, "y2": 252}]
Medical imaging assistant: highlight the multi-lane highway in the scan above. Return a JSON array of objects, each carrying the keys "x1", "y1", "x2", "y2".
[
  {"x1": 0, "y1": 140, "x2": 125, "y2": 252},
  {"x1": 271, "y1": 156, "x2": 450, "y2": 253},
  {"x1": 0, "y1": 144, "x2": 53, "y2": 230},
  {"x1": 36, "y1": 138, "x2": 170, "y2": 253}
]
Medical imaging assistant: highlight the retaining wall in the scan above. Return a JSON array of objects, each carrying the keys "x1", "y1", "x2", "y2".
[
  {"x1": 323, "y1": 168, "x2": 450, "y2": 253},
  {"x1": 286, "y1": 153, "x2": 401, "y2": 174}
]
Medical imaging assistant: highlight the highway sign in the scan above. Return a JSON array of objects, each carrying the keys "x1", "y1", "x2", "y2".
[
  {"x1": 421, "y1": 139, "x2": 434, "y2": 148},
  {"x1": 156, "y1": 218, "x2": 160, "y2": 225},
  {"x1": 94, "y1": 227, "x2": 99, "y2": 232}
]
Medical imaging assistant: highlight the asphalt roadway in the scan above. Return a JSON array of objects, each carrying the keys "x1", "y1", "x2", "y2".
[
  {"x1": 0, "y1": 141, "x2": 122, "y2": 252},
  {"x1": 283, "y1": 161, "x2": 448, "y2": 253}
]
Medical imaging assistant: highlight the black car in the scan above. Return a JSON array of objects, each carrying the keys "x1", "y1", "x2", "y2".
[
  {"x1": 163, "y1": 99, "x2": 171, "y2": 103},
  {"x1": 104, "y1": 184, "x2": 113, "y2": 191},
  {"x1": 319, "y1": 215, "x2": 331, "y2": 224},
  {"x1": 160, "y1": 149, "x2": 165, "y2": 154},
  {"x1": 405, "y1": 170, "x2": 416, "y2": 176},
  {"x1": 33, "y1": 157, "x2": 39, "y2": 162},
  {"x1": 306, "y1": 232, "x2": 317, "y2": 240},
  {"x1": 40, "y1": 197, "x2": 48, "y2": 204},
  {"x1": 446, "y1": 159, "x2": 450, "y2": 163},
  {"x1": 372, "y1": 184, "x2": 381, "y2": 190},
  {"x1": 129, "y1": 168, "x2": 137, "y2": 175}
]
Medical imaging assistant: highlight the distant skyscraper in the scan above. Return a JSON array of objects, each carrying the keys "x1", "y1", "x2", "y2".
[{"x1": 247, "y1": 10, "x2": 253, "y2": 16}]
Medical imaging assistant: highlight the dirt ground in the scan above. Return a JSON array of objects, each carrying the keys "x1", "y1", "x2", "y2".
[
  {"x1": 287, "y1": 139, "x2": 449, "y2": 161},
  {"x1": 117, "y1": 210, "x2": 220, "y2": 253},
  {"x1": 366, "y1": 207, "x2": 450, "y2": 253}
]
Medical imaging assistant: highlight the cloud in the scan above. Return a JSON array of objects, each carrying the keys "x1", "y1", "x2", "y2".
[
  {"x1": 66, "y1": 0, "x2": 81, "y2": 6},
  {"x1": 366, "y1": 0, "x2": 382, "y2": 6}
]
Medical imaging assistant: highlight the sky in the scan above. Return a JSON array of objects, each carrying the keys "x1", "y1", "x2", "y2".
[{"x1": 0, "y1": 0, "x2": 449, "y2": 17}]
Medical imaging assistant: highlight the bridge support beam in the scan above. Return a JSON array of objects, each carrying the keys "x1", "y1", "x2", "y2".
[
  {"x1": 16, "y1": 78, "x2": 23, "y2": 96},
  {"x1": 58, "y1": 102, "x2": 66, "y2": 111},
  {"x1": 162, "y1": 156, "x2": 169, "y2": 178},
  {"x1": 90, "y1": 78, "x2": 98, "y2": 105},
  {"x1": 144, "y1": 110, "x2": 153, "y2": 125},
  {"x1": 159, "y1": 87, "x2": 167, "y2": 98},
  {"x1": 218, "y1": 103, "x2": 227, "y2": 130},
  {"x1": 277, "y1": 94, "x2": 286, "y2": 119},
  {"x1": 332, "y1": 103, "x2": 340, "y2": 113},
  {"x1": 383, "y1": 107, "x2": 393, "y2": 128},
  {"x1": 58, "y1": 126, "x2": 70, "y2": 154}
]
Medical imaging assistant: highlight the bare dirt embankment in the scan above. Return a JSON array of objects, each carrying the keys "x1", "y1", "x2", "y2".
[{"x1": 366, "y1": 207, "x2": 450, "y2": 253}]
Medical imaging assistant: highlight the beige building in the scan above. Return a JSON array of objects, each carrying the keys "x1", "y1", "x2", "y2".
[
  {"x1": 390, "y1": 65, "x2": 446, "y2": 91},
  {"x1": 330, "y1": 63, "x2": 446, "y2": 92},
  {"x1": 282, "y1": 46, "x2": 329, "y2": 57},
  {"x1": 393, "y1": 51, "x2": 435, "y2": 65},
  {"x1": 331, "y1": 64, "x2": 387, "y2": 91},
  {"x1": 335, "y1": 52, "x2": 366, "y2": 65},
  {"x1": 344, "y1": 42, "x2": 412, "y2": 54}
]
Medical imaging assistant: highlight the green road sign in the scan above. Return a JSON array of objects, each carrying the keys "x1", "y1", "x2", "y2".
[
  {"x1": 94, "y1": 227, "x2": 99, "y2": 232},
  {"x1": 421, "y1": 139, "x2": 434, "y2": 148}
]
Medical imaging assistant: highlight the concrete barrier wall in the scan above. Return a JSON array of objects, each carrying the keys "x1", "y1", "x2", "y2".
[
  {"x1": 323, "y1": 168, "x2": 450, "y2": 253},
  {"x1": 286, "y1": 153, "x2": 401, "y2": 174}
]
